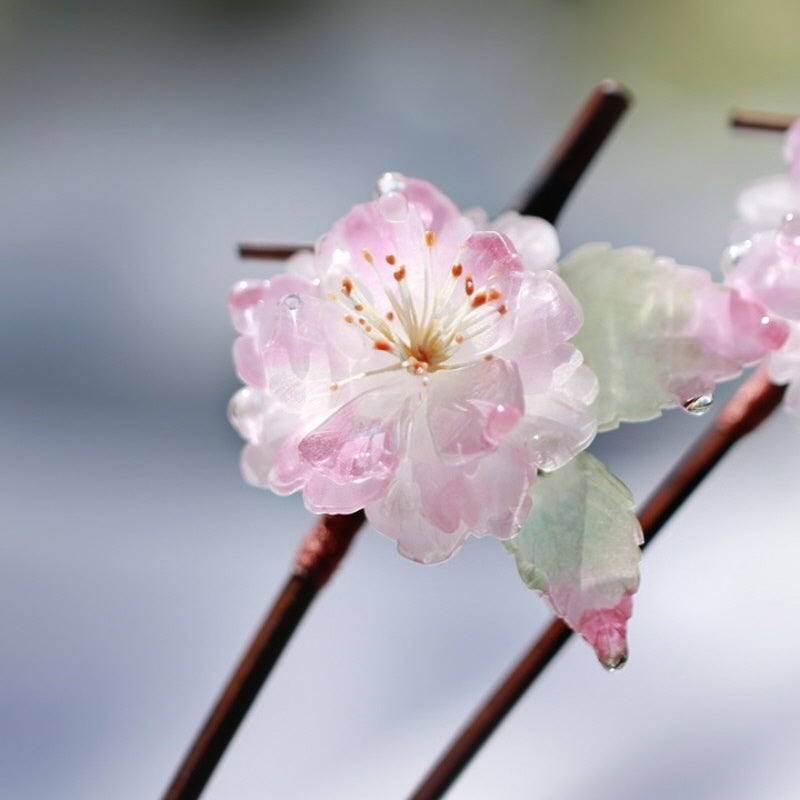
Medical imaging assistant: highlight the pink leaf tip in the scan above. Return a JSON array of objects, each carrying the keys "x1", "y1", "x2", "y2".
[{"x1": 576, "y1": 593, "x2": 633, "y2": 671}]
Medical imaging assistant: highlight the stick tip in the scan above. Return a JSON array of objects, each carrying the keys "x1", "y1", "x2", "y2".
[{"x1": 595, "y1": 79, "x2": 634, "y2": 109}]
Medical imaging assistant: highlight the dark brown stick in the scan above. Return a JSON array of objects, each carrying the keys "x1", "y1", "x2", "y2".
[
  {"x1": 162, "y1": 80, "x2": 633, "y2": 800},
  {"x1": 409, "y1": 368, "x2": 786, "y2": 800},
  {"x1": 730, "y1": 109, "x2": 797, "y2": 132},
  {"x1": 515, "y1": 79, "x2": 632, "y2": 220},
  {"x1": 162, "y1": 511, "x2": 364, "y2": 800},
  {"x1": 238, "y1": 243, "x2": 310, "y2": 260}
]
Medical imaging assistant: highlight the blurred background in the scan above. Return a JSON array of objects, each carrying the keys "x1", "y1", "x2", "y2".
[{"x1": 3, "y1": 1, "x2": 800, "y2": 797}]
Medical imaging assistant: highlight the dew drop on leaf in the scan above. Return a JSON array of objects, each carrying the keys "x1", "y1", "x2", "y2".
[{"x1": 682, "y1": 394, "x2": 713, "y2": 415}]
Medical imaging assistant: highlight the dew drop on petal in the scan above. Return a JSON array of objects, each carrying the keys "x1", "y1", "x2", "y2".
[
  {"x1": 724, "y1": 240, "x2": 752, "y2": 268},
  {"x1": 375, "y1": 171, "x2": 406, "y2": 197},
  {"x1": 777, "y1": 211, "x2": 800, "y2": 259},
  {"x1": 378, "y1": 191, "x2": 409, "y2": 223},
  {"x1": 281, "y1": 292, "x2": 302, "y2": 311},
  {"x1": 682, "y1": 394, "x2": 713, "y2": 415}
]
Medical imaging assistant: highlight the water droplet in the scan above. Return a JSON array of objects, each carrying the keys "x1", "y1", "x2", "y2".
[
  {"x1": 724, "y1": 240, "x2": 751, "y2": 268},
  {"x1": 281, "y1": 292, "x2": 302, "y2": 311},
  {"x1": 682, "y1": 394, "x2": 713, "y2": 415},
  {"x1": 378, "y1": 191, "x2": 409, "y2": 222},
  {"x1": 601, "y1": 651, "x2": 628, "y2": 672},
  {"x1": 777, "y1": 211, "x2": 800, "y2": 259},
  {"x1": 375, "y1": 171, "x2": 406, "y2": 197}
]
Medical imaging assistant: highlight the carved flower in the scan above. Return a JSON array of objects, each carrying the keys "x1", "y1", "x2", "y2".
[{"x1": 229, "y1": 174, "x2": 596, "y2": 562}]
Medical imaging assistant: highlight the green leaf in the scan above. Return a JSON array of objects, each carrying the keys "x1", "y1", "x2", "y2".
[
  {"x1": 559, "y1": 243, "x2": 738, "y2": 431},
  {"x1": 505, "y1": 453, "x2": 643, "y2": 668}
]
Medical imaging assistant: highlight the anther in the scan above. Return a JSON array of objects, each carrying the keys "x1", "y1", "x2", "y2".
[
  {"x1": 374, "y1": 341, "x2": 392, "y2": 351},
  {"x1": 393, "y1": 266, "x2": 406, "y2": 281},
  {"x1": 425, "y1": 231, "x2": 436, "y2": 247},
  {"x1": 362, "y1": 250, "x2": 374, "y2": 264},
  {"x1": 472, "y1": 292, "x2": 487, "y2": 308},
  {"x1": 385, "y1": 254, "x2": 396, "y2": 265},
  {"x1": 342, "y1": 277, "x2": 354, "y2": 296},
  {"x1": 452, "y1": 264, "x2": 463, "y2": 278},
  {"x1": 465, "y1": 276, "x2": 474, "y2": 296}
]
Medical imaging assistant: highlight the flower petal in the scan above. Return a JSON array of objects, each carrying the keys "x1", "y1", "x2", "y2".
[
  {"x1": 426, "y1": 357, "x2": 524, "y2": 464},
  {"x1": 499, "y1": 270, "x2": 585, "y2": 395},
  {"x1": 724, "y1": 226, "x2": 800, "y2": 321},
  {"x1": 490, "y1": 211, "x2": 560, "y2": 271},
  {"x1": 366, "y1": 458, "x2": 471, "y2": 564},
  {"x1": 298, "y1": 389, "x2": 409, "y2": 487}
]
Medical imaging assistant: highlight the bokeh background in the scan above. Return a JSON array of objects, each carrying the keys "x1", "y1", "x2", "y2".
[{"x1": 3, "y1": 1, "x2": 800, "y2": 798}]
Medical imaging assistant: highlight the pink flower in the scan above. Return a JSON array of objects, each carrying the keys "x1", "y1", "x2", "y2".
[
  {"x1": 229, "y1": 174, "x2": 597, "y2": 563},
  {"x1": 724, "y1": 122, "x2": 800, "y2": 418}
]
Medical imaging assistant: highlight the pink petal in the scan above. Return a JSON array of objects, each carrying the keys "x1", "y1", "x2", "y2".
[
  {"x1": 457, "y1": 231, "x2": 524, "y2": 348},
  {"x1": 490, "y1": 211, "x2": 560, "y2": 270},
  {"x1": 414, "y1": 432, "x2": 534, "y2": 540},
  {"x1": 383, "y1": 173, "x2": 471, "y2": 258},
  {"x1": 517, "y1": 391, "x2": 598, "y2": 472},
  {"x1": 316, "y1": 175, "x2": 471, "y2": 310},
  {"x1": 499, "y1": 271, "x2": 584, "y2": 393},
  {"x1": 302, "y1": 470, "x2": 391, "y2": 515},
  {"x1": 426, "y1": 357, "x2": 524, "y2": 464},
  {"x1": 228, "y1": 275, "x2": 314, "y2": 337},
  {"x1": 366, "y1": 405, "x2": 535, "y2": 558},
  {"x1": 366, "y1": 467, "x2": 471, "y2": 564},
  {"x1": 298, "y1": 390, "x2": 408, "y2": 486},
  {"x1": 232, "y1": 335, "x2": 265, "y2": 389},
  {"x1": 696, "y1": 285, "x2": 788, "y2": 366},
  {"x1": 725, "y1": 227, "x2": 800, "y2": 321},
  {"x1": 228, "y1": 279, "x2": 270, "y2": 335}
]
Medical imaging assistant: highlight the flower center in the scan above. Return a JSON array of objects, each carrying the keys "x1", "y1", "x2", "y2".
[{"x1": 330, "y1": 230, "x2": 507, "y2": 389}]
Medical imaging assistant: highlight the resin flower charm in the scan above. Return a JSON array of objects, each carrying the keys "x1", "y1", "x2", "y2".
[
  {"x1": 724, "y1": 121, "x2": 800, "y2": 417},
  {"x1": 229, "y1": 174, "x2": 597, "y2": 562}
]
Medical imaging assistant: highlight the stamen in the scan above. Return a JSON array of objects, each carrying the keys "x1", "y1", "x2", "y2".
[{"x1": 472, "y1": 292, "x2": 487, "y2": 308}]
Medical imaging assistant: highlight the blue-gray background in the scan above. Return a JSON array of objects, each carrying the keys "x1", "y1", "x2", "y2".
[{"x1": 3, "y1": 1, "x2": 800, "y2": 797}]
